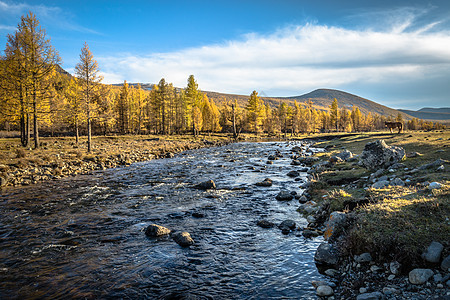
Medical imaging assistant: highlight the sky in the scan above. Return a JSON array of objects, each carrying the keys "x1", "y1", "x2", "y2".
[{"x1": 1, "y1": 0, "x2": 450, "y2": 110}]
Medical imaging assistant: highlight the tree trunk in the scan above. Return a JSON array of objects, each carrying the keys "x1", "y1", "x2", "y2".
[
  {"x1": 75, "y1": 116, "x2": 79, "y2": 144},
  {"x1": 33, "y1": 98, "x2": 39, "y2": 149}
]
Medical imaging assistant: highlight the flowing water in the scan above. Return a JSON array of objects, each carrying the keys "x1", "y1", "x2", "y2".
[{"x1": 0, "y1": 141, "x2": 325, "y2": 299}]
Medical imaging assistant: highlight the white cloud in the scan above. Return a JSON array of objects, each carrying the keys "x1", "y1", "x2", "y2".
[{"x1": 98, "y1": 20, "x2": 450, "y2": 102}]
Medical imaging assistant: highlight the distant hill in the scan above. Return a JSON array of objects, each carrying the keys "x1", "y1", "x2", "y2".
[
  {"x1": 398, "y1": 108, "x2": 450, "y2": 121},
  {"x1": 205, "y1": 88, "x2": 412, "y2": 119}
]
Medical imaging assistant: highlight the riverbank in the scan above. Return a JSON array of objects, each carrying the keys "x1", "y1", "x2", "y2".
[
  {"x1": 301, "y1": 130, "x2": 450, "y2": 299},
  {"x1": 0, "y1": 134, "x2": 235, "y2": 188}
]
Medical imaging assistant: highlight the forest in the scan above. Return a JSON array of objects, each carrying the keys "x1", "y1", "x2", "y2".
[{"x1": 0, "y1": 12, "x2": 444, "y2": 152}]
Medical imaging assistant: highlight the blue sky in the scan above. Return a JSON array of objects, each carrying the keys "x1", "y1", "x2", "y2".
[{"x1": 1, "y1": 0, "x2": 450, "y2": 110}]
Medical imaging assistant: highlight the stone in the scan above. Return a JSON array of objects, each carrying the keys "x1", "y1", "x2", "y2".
[
  {"x1": 419, "y1": 159, "x2": 447, "y2": 170},
  {"x1": 275, "y1": 190, "x2": 294, "y2": 201},
  {"x1": 291, "y1": 160, "x2": 301, "y2": 166},
  {"x1": 382, "y1": 287, "x2": 398, "y2": 295},
  {"x1": 0, "y1": 176, "x2": 6, "y2": 187},
  {"x1": 268, "y1": 155, "x2": 277, "y2": 161},
  {"x1": 278, "y1": 220, "x2": 296, "y2": 231},
  {"x1": 257, "y1": 219, "x2": 275, "y2": 228},
  {"x1": 324, "y1": 269, "x2": 339, "y2": 277},
  {"x1": 255, "y1": 178, "x2": 273, "y2": 187},
  {"x1": 311, "y1": 280, "x2": 328, "y2": 288},
  {"x1": 145, "y1": 224, "x2": 171, "y2": 237},
  {"x1": 422, "y1": 241, "x2": 444, "y2": 263},
  {"x1": 359, "y1": 140, "x2": 406, "y2": 170},
  {"x1": 299, "y1": 195, "x2": 308, "y2": 203},
  {"x1": 434, "y1": 274, "x2": 443, "y2": 282},
  {"x1": 370, "y1": 265, "x2": 382, "y2": 272},
  {"x1": 316, "y1": 285, "x2": 334, "y2": 297},
  {"x1": 391, "y1": 178, "x2": 405, "y2": 186},
  {"x1": 324, "y1": 211, "x2": 346, "y2": 240},
  {"x1": 355, "y1": 253, "x2": 372, "y2": 263},
  {"x1": 441, "y1": 255, "x2": 450, "y2": 271},
  {"x1": 390, "y1": 261, "x2": 401, "y2": 275},
  {"x1": 359, "y1": 288, "x2": 367, "y2": 294},
  {"x1": 314, "y1": 242, "x2": 339, "y2": 266},
  {"x1": 387, "y1": 274, "x2": 395, "y2": 280},
  {"x1": 409, "y1": 268, "x2": 434, "y2": 285},
  {"x1": 371, "y1": 180, "x2": 389, "y2": 189},
  {"x1": 428, "y1": 182, "x2": 442, "y2": 190},
  {"x1": 336, "y1": 149, "x2": 353, "y2": 161},
  {"x1": 172, "y1": 231, "x2": 194, "y2": 247},
  {"x1": 356, "y1": 292, "x2": 383, "y2": 300},
  {"x1": 193, "y1": 180, "x2": 216, "y2": 190},
  {"x1": 287, "y1": 170, "x2": 300, "y2": 177},
  {"x1": 302, "y1": 229, "x2": 320, "y2": 238},
  {"x1": 437, "y1": 165, "x2": 445, "y2": 171}
]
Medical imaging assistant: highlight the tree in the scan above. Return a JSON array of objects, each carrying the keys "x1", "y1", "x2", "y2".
[
  {"x1": 117, "y1": 80, "x2": 129, "y2": 134},
  {"x1": 75, "y1": 42, "x2": 102, "y2": 152},
  {"x1": 184, "y1": 75, "x2": 203, "y2": 134},
  {"x1": 329, "y1": 98, "x2": 339, "y2": 131},
  {"x1": 3, "y1": 12, "x2": 61, "y2": 149},
  {"x1": 246, "y1": 90, "x2": 264, "y2": 133}
]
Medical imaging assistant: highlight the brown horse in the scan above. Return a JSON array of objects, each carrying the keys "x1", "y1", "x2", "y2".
[{"x1": 385, "y1": 121, "x2": 403, "y2": 133}]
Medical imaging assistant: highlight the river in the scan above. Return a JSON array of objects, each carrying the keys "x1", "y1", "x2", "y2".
[{"x1": 0, "y1": 141, "x2": 325, "y2": 299}]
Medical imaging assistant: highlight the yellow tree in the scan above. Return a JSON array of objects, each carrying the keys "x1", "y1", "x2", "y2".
[
  {"x1": 4, "y1": 12, "x2": 61, "y2": 148},
  {"x1": 246, "y1": 90, "x2": 264, "y2": 133},
  {"x1": 329, "y1": 98, "x2": 339, "y2": 131},
  {"x1": 75, "y1": 42, "x2": 102, "y2": 152}
]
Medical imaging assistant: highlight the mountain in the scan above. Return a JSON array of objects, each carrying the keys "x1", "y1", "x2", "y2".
[
  {"x1": 205, "y1": 88, "x2": 412, "y2": 118},
  {"x1": 398, "y1": 108, "x2": 450, "y2": 121}
]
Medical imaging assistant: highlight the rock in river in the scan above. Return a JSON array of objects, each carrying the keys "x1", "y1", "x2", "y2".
[
  {"x1": 409, "y1": 268, "x2": 434, "y2": 285},
  {"x1": 193, "y1": 180, "x2": 216, "y2": 190},
  {"x1": 255, "y1": 178, "x2": 273, "y2": 187},
  {"x1": 145, "y1": 224, "x2": 171, "y2": 237},
  {"x1": 257, "y1": 219, "x2": 275, "y2": 228},
  {"x1": 275, "y1": 190, "x2": 294, "y2": 201},
  {"x1": 172, "y1": 231, "x2": 195, "y2": 247}
]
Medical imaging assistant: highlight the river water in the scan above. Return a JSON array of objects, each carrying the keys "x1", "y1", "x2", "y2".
[{"x1": 0, "y1": 141, "x2": 325, "y2": 299}]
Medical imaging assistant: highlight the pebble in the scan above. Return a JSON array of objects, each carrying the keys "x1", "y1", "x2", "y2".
[
  {"x1": 388, "y1": 274, "x2": 395, "y2": 280},
  {"x1": 316, "y1": 285, "x2": 334, "y2": 297}
]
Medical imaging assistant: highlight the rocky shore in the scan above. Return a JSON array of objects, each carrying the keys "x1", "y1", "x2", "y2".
[
  {"x1": 0, "y1": 137, "x2": 230, "y2": 188},
  {"x1": 299, "y1": 135, "x2": 449, "y2": 299}
]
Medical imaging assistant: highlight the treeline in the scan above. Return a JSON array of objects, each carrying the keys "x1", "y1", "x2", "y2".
[{"x1": 0, "y1": 12, "x2": 445, "y2": 152}]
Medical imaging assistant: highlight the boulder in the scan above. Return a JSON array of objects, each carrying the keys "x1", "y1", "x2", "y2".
[
  {"x1": 355, "y1": 252, "x2": 372, "y2": 263},
  {"x1": 255, "y1": 178, "x2": 273, "y2": 187},
  {"x1": 371, "y1": 180, "x2": 389, "y2": 189},
  {"x1": 441, "y1": 255, "x2": 450, "y2": 271},
  {"x1": 145, "y1": 224, "x2": 171, "y2": 237},
  {"x1": 291, "y1": 160, "x2": 301, "y2": 166},
  {"x1": 193, "y1": 180, "x2": 216, "y2": 190},
  {"x1": 356, "y1": 292, "x2": 383, "y2": 300},
  {"x1": 336, "y1": 149, "x2": 353, "y2": 161},
  {"x1": 359, "y1": 140, "x2": 405, "y2": 170},
  {"x1": 409, "y1": 268, "x2": 434, "y2": 284},
  {"x1": 300, "y1": 156, "x2": 320, "y2": 166},
  {"x1": 323, "y1": 211, "x2": 346, "y2": 240},
  {"x1": 316, "y1": 285, "x2": 334, "y2": 297},
  {"x1": 278, "y1": 220, "x2": 296, "y2": 231},
  {"x1": 428, "y1": 182, "x2": 442, "y2": 190},
  {"x1": 389, "y1": 261, "x2": 401, "y2": 275},
  {"x1": 275, "y1": 190, "x2": 294, "y2": 201},
  {"x1": 419, "y1": 158, "x2": 447, "y2": 170},
  {"x1": 172, "y1": 231, "x2": 194, "y2": 247},
  {"x1": 287, "y1": 170, "x2": 300, "y2": 177},
  {"x1": 391, "y1": 178, "x2": 405, "y2": 186},
  {"x1": 268, "y1": 155, "x2": 277, "y2": 161},
  {"x1": 422, "y1": 241, "x2": 444, "y2": 263},
  {"x1": 314, "y1": 242, "x2": 339, "y2": 266},
  {"x1": 257, "y1": 219, "x2": 275, "y2": 228}
]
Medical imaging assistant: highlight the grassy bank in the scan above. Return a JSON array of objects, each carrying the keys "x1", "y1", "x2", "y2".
[{"x1": 306, "y1": 130, "x2": 450, "y2": 267}]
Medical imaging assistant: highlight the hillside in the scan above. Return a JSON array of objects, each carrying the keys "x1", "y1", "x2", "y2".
[
  {"x1": 398, "y1": 108, "x2": 450, "y2": 121},
  {"x1": 205, "y1": 88, "x2": 412, "y2": 119}
]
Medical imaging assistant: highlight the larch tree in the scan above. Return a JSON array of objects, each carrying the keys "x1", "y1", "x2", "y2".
[
  {"x1": 75, "y1": 42, "x2": 102, "y2": 152},
  {"x1": 246, "y1": 90, "x2": 264, "y2": 133},
  {"x1": 5, "y1": 12, "x2": 61, "y2": 149},
  {"x1": 330, "y1": 98, "x2": 339, "y2": 131}
]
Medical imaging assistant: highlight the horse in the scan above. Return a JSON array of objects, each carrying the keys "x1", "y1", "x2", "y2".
[{"x1": 385, "y1": 121, "x2": 403, "y2": 134}]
